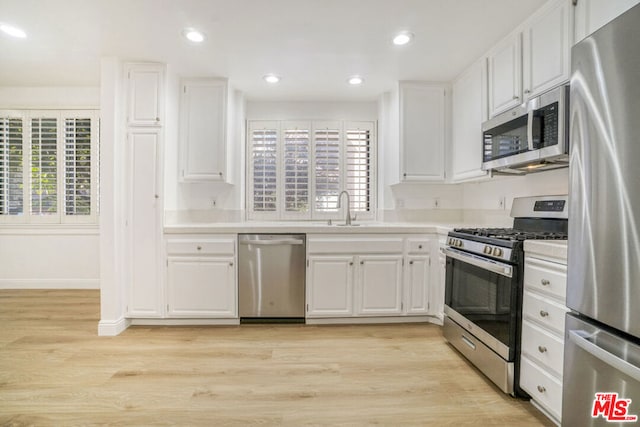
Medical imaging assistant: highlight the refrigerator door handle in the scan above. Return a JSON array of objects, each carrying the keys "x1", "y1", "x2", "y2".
[{"x1": 569, "y1": 330, "x2": 640, "y2": 382}]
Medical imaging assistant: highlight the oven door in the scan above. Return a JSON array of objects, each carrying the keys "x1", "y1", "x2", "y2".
[{"x1": 444, "y1": 247, "x2": 519, "y2": 361}]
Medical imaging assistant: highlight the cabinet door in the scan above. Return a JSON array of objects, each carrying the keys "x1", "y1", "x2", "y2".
[
  {"x1": 180, "y1": 79, "x2": 227, "y2": 182},
  {"x1": 167, "y1": 256, "x2": 237, "y2": 317},
  {"x1": 356, "y1": 255, "x2": 403, "y2": 316},
  {"x1": 523, "y1": 0, "x2": 571, "y2": 99},
  {"x1": 399, "y1": 83, "x2": 446, "y2": 182},
  {"x1": 307, "y1": 256, "x2": 354, "y2": 317},
  {"x1": 126, "y1": 64, "x2": 164, "y2": 127},
  {"x1": 451, "y1": 59, "x2": 488, "y2": 181},
  {"x1": 127, "y1": 130, "x2": 162, "y2": 317},
  {"x1": 405, "y1": 255, "x2": 430, "y2": 314},
  {"x1": 574, "y1": 0, "x2": 640, "y2": 43},
  {"x1": 487, "y1": 33, "x2": 522, "y2": 117}
]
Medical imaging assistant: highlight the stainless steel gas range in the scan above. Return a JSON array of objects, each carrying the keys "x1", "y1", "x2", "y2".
[{"x1": 443, "y1": 195, "x2": 568, "y2": 397}]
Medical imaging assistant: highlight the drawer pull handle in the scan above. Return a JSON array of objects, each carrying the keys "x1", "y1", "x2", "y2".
[
  {"x1": 197, "y1": 246, "x2": 202, "y2": 250},
  {"x1": 537, "y1": 385, "x2": 546, "y2": 393},
  {"x1": 538, "y1": 345, "x2": 547, "y2": 353},
  {"x1": 541, "y1": 279, "x2": 550, "y2": 286},
  {"x1": 539, "y1": 310, "x2": 549, "y2": 317}
]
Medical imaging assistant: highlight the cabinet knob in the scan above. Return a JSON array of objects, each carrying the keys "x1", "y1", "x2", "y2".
[
  {"x1": 155, "y1": 117, "x2": 160, "y2": 122},
  {"x1": 537, "y1": 385, "x2": 546, "y2": 393},
  {"x1": 219, "y1": 172, "x2": 223, "y2": 177},
  {"x1": 418, "y1": 245, "x2": 423, "y2": 249},
  {"x1": 524, "y1": 89, "x2": 531, "y2": 94},
  {"x1": 409, "y1": 260, "x2": 414, "y2": 265},
  {"x1": 541, "y1": 279, "x2": 550, "y2": 286},
  {"x1": 512, "y1": 96, "x2": 519, "y2": 100},
  {"x1": 154, "y1": 194, "x2": 159, "y2": 199},
  {"x1": 360, "y1": 261, "x2": 364, "y2": 265},
  {"x1": 538, "y1": 345, "x2": 547, "y2": 353},
  {"x1": 349, "y1": 262, "x2": 354, "y2": 266},
  {"x1": 229, "y1": 262, "x2": 234, "y2": 267},
  {"x1": 197, "y1": 246, "x2": 202, "y2": 250},
  {"x1": 539, "y1": 310, "x2": 549, "y2": 317},
  {"x1": 403, "y1": 173, "x2": 407, "y2": 178}
]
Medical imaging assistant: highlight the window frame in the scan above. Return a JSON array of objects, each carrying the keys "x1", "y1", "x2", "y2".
[
  {"x1": 246, "y1": 119, "x2": 377, "y2": 222},
  {"x1": 0, "y1": 109, "x2": 99, "y2": 225}
]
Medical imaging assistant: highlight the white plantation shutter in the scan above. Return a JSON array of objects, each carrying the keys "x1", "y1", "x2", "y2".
[
  {"x1": 313, "y1": 125, "x2": 341, "y2": 213},
  {"x1": 0, "y1": 116, "x2": 24, "y2": 216},
  {"x1": 30, "y1": 117, "x2": 58, "y2": 216},
  {"x1": 282, "y1": 123, "x2": 310, "y2": 217},
  {"x1": 345, "y1": 122, "x2": 375, "y2": 215},
  {"x1": 249, "y1": 123, "x2": 278, "y2": 217},
  {"x1": 64, "y1": 118, "x2": 92, "y2": 215},
  {"x1": 247, "y1": 120, "x2": 376, "y2": 220}
]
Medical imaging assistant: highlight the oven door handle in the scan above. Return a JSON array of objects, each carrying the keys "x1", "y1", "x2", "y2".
[{"x1": 443, "y1": 247, "x2": 513, "y2": 278}]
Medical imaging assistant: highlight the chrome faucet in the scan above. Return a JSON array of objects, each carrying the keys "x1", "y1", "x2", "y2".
[{"x1": 338, "y1": 190, "x2": 352, "y2": 226}]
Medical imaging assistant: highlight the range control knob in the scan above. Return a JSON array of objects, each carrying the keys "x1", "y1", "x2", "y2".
[
  {"x1": 494, "y1": 248, "x2": 503, "y2": 257},
  {"x1": 457, "y1": 240, "x2": 464, "y2": 248},
  {"x1": 484, "y1": 246, "x2": 493, "y2": 255}
]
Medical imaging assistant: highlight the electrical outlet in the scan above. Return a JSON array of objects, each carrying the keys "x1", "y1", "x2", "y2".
[
  {"x1": 210, "y1": 198, "x2": 217, "y2": 208},
  {"x1": 433, "y1": 197, "x2": 441, "y2": 209},
  {"x1": 498, "y1": 196, "x2": 505, "y2": 210}
]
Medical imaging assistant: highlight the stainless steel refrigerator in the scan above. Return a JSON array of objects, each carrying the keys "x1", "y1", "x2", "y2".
[{"x1": 564, "y1": 4, "x2": 640, "y2": 426}]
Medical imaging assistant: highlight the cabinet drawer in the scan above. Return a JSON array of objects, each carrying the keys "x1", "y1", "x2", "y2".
[
  {"x1": 524, "y1": 256, "x2": 567, "y2": 301},
  {"x1": 522, "y1": 290, "x2": 568, "y2": 335},
  {"x1": 167, "y1": 239, "x2": 235, "y2": 255},
  {"x1": 308, "y1": 237, "x2": 404, "y2": 254},
  {"x1": 406, "y1": 239, "x2": 431, "y2": 254},
  {"x1": 521, "y1": 320, "x2": 565, "y2": 377},
  {"x1": 520, "y1": 356, "x2": 563, "y2": 422}
]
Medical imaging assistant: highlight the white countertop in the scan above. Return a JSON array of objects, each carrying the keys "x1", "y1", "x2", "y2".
[
  {"x1": 164, "y1": 221, "x2": 462, "y2": 236},
  {"x1": 523, "y1": 239, "x2": 568, "y2": 261}
]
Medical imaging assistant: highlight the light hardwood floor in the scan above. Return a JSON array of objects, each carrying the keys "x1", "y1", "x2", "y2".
[{"x1": 0, "y1": 290, "x2": 553, "y2": 426}]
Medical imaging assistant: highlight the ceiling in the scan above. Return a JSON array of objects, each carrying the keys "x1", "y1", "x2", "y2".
[{"x1": 0, "y1": 0, "x2": 546, "y2": 101}]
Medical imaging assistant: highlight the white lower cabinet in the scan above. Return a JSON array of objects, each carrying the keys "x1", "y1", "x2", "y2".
[
  {"x1": 165, "y1": 236, "x2": 237, "y2": 318},
  {"x1": 306, "y1": 235, "x2": 435, "y2": 319},
  {"x1": 520, "y1": 242, "x2": 568, "y2": 424}
]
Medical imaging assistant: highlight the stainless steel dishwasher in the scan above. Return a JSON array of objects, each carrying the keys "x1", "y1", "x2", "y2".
[{"x1": 238, "y1": 234, "x2": 306, "y2": 321}]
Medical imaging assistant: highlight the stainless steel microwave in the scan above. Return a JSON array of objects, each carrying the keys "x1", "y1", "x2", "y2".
[{"x1": 481, "y1": 85, "x2": 569, "y2": 174}]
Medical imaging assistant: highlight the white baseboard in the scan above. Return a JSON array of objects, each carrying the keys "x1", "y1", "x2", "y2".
[
  {"x1": 306, "y1": 315, "x2": 441, "y2": 325},
  {"x1": 98, "y1": 317, "x2": 131, "y2": 336},
  {"x1": 0, "y1": 279, "x2": 100, "y2": 289},
  {"x1": 130, "y1": 318, "x2": 240, "y2": 326}
]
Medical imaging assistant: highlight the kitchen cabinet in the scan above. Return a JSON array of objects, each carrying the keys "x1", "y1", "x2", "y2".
[
  {"x1": 165, "y1": 237, "x2": 237, "y2": 318},
  {"x1": 487, "y1": 32, "x2": 522, "y2": 117},
  {"x1": 487, "y1": 0, "x2": 571, "y2": 118},
  {"x1": 573, "y1": 0, "x2": 640, "y2": 44},
  {"x1": 307, "y1": 255, "x2": 355, "y2": 317},
  {"x1": 399, "y1": 82, "x2": 446, "y2": 182},
  {"x1": 126, "y1": 129, "x2": 163, "y2": 317},
  {"x1": 451, "y1": 58, "x2": 488, "y2": 181},
  {"x1": 125, "y1": 63, "x2": 165, "y2": 127},
  {"x1": 522, "y1": 0, "x2": 572, "y2": 99},
  {"x1": 179, "y1": 78, "x2": 229, "y2": 182},
  {"x1": 357, "y1": 255, "x2": 404, "y2": 316},
  {"x1": 519, "y1": 244, "x2": 568, "y2": 424},
  {"x1": 404, "y1": 237, "x2": 433, "y2": 315}
]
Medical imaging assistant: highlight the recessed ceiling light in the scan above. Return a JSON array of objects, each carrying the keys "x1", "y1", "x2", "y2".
[
  {"x1": 393, "y1": 31, "x2": 413, "y2": 46},
  {"x1": 182, "y1": 28, "x2": 205, "y2": 43},
  {"x1": 347, "y1": 76, "x2": 364, "y2": 85},
  {"x1": 263, "y1": 74, "x2": 281, "y2": 84},
  {"x1": 0, "y1": 23, "x2": 27, "y2": 38}
]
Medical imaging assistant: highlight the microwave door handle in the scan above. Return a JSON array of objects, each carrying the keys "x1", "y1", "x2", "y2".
[{"x1": 527, "y1": 109, "x2": 534, "y2": 151}]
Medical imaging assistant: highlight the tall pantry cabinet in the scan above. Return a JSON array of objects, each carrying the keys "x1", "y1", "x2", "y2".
[{"x1": 124, "y1": 63, "x2": 165, "y2": 317}]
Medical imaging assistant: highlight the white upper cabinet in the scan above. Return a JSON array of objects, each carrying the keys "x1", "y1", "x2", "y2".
[
  {"x1": 125, "y1": 63, "x2": 165, "y2": 127},
  {"x1": 573, "y1": 0, "x2": 640, "y2": 43},
  {"x1": 523, "y1": 0, "x2": 572, "y2": 98},
  {"x1": 487, "y1": 33, "x2": 522, "y2": 117},
  {"x1": 399, "y1": 82, "x2": 447, "y2": 182},
  {"x1": 451, "y1": 58, "x2": 488, "y2": 182},
  {"x1": 487, "y1": 0, "x2": 571, "y2": 118},
  {"x1": 179, "y1": 78, "x2": 229, "y2": 182}
]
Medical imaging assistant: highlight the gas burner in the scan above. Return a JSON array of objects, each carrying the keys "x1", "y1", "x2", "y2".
[{"x1": 453, "y1": 227, "x2": 567, "y2": 242}]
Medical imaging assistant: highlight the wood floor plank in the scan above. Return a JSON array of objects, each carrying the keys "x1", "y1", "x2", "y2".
[{"x1": 0, "y1": 290, "x2": 553, "y2": 426}]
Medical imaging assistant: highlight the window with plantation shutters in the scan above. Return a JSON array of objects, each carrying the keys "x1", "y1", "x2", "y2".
[
  {"x1": 247, "y1": 120, "x2": 376, "y2": 221},
  {"x1": 31, "y1": 117, "x2": 58, "y2": 216},
  {"x1": 64, "y1": 118, "x2": 92, "y2": 215},
  {"x1": 0, "y1": 110, "x2": 99, "y2": 224},
  {"x1": 250, "y1": 126, "x2": 278, "y2": 213},
  {"x1": 313, "y1": 127, "x2": 341, "y2": 213},
  {"x1": 0, "y1": 116, "x2": 24, "y2": 216}
]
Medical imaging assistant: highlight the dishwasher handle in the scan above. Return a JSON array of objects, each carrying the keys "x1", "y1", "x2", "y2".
[{"x1": 240, "y1": 238, "x2": 305, "y2": 246}]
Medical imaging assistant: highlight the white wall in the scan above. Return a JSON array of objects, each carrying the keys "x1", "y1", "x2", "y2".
[
  {"x1": 246, "y1": 100, "x2": 378, "y2": 121},
  {"x1": 0, "y1": 85, "x2": 101, "y2": 289}
]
